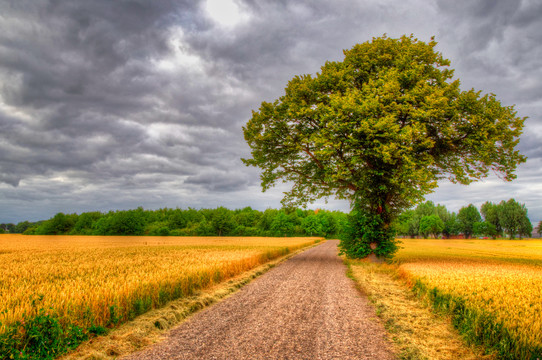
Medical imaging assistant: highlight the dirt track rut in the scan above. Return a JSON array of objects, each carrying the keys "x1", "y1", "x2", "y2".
[{"x1": 123, "y1": 240, "x2": 395, "y2": 360}]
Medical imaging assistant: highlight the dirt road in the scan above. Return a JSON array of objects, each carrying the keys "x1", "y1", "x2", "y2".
[{"x1": 123, "y1": 240, "x2": 395, "y2": 360}]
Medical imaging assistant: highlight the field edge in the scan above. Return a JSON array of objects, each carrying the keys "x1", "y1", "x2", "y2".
[{"x1": 345, "y1": 259, "x2": 494, "y2": 360}]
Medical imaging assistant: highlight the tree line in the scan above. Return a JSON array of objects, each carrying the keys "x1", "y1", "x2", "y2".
[
  {"x1": 2, "y1": 200, "x2": 537, "y2": 240},
  {"x1": 0, "y1": 221, "x2": 37, "y2": 234},
  {"x1": 7, "y1": 207, "x2": 348, "y2": 238},
  {"x1": 395, "y1": 198, "x2": 534, "y2": 239}
]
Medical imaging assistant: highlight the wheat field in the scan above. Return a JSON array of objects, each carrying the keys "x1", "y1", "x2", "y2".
[
  {"x1": 0, "y1": 235, "x2": 319, "y2": 334},
  {"x1": 395, "y1": 239, "x2": 542, "y2": 359}
]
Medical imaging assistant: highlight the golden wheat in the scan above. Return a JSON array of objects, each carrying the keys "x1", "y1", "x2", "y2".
[
  {"x1": 395, "y1": 239, "x2": 542, "y2": 353},
  {"x1": 0, "y1": 234, "x2": 319, "y2": 333}
]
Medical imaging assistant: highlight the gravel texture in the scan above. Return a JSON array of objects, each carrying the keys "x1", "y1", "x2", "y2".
[{"x1": 123, "y1": 240, "x2": 396, "y2": 360}]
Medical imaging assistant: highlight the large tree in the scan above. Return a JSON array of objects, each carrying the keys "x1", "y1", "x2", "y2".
[{"x1": 243, "y1": 35, "x2": 526, "y2": 258}]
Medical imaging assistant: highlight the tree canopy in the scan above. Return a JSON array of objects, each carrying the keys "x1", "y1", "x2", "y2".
[{"x1": 243, "y1": 35, "x2": 526, "y2": 258}]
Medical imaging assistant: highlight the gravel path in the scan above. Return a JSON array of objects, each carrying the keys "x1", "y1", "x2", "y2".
[{"x1": 123, "y1": 240, "x2": 396, "y2": 360}]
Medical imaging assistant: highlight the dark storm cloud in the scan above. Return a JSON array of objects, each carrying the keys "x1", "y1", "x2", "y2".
[
  {"x1": 0, "y1": 0, "x2": 541, "y2": 223},
  {"x1": 1, "y1": 1, "x2": 184, "y2": 110},
  {"x1": 0, "y1": 0, "x2": 236, "y2": 190},
  {"x1": 518, "y1": 130, "x2": 542, "y2": 158},
  {"x1": 1, "y1": 0, "x2": 380, "y2": 197},
  {"x1": 436, "y1": 0, "x2": 542, "y2": 103},
  {"x1": 185, "y1": 169, "x2": 252, "y2": 192},
  {"x1": 183, "y1": 1, "x2": 392, "y2": 94},
  {"x1": 425, "y1": 0, "x2": 542, "y2": 222}
]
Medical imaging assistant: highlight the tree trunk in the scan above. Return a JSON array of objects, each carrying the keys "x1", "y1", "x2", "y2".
[{"x1": 367, "y1": 242, "x2": 384, "y2": 263}]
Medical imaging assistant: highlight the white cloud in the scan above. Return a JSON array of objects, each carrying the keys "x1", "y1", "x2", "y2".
[
  {"x1": 203, "y1": 0, "x2": 249, "y2": 28},
  {"x1": 152, "y1": 27, "x2": 206, "y2": 74}
]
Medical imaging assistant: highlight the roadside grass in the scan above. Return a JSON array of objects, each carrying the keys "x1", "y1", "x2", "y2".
[
  {"x1": 57, "y1": 242, "x2": 322, "y2": 360},
  {"x1": 346, "y1": 260, "x2": 493, "y2": 360}
]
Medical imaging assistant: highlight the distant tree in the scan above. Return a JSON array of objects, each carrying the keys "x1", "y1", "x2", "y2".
[
  {"x1": 283, "y1": 207, "x2": 303, "y2": 228},
  {"x1": 211, "y1": 207, "x2": 236, "y2": 236},
  {"x1": 394, "y1": 210, "x2": 415, "y2": 237},
  {"x1": 6, "y1": 223, "x2": 15, "y2": 233},
  {"x1": 301, "y1": 215, "x2": 322, "y2": 236},
  {"x1": 519, "y1": 216, "x2": 532, "y2": 239},
  {"x1": 195, "y1": 218, "x2": 214, "y2": 236},
  {"x1": 168, "y1": 209, "x2": 188, "y2": 229},
  {"x1": 404, "y1": 216, "x2": 419, "y2": 238},
  {"x1": 537, "y1": 221, "x2": 542, "y2": 235},
  {"x1": 270, "y1": 211, "x2": 294, "y2": 236},
  {"x1": 395, "y1": 201, "x2": 452, "y2": 238},
  {"x1": 473, "y1": 221, "x2": 497, "y2": 238},
  {"x1": 419, "y1": 215, "x2": 444, "y2": 238},
  {"x1": 184, "y1": 208, "x2": 205, "y2": 226},
  {"x1": 145, "y1": 221, "x2": 171, "y2": 236},
  {"x1": 108, "y1": 209, "x2": 145, "y2": 235},
  {"x1": 443, "y1": 213, "x2": 460, "y2": 238},
  {"x1": 0, "y1": 223, "x2": 14, "y2": 233},
  {"x1": 15, "y1": 206, "x2": 351, "y2": 237},
  {"x1": 258, "y1": 209, "x2": 279, "y2": 234},
  {"x1": 316, "y1": 211, "x2": 337, "y2": 237},
  {"x1": 457, "y1": 204, "x2": 482, "y2": 238},
  {"x1": 481, "y1": 201, "x2": 502, "y2": 238},
  {"x1": 499, "y1": 199, "x2": 529, "y2": 239},
  {"x1": 418, "y1": 202, "x2": 443, "y2": 233},
  {"x1": 14, "y1": 221, "x2": 33, "y2": 233},
  {"x1": 235, "y1": 207, "x2": 262, "y2": 230},
  {"x1": 35, "y1": 212, "x2": 78, "y2": 235},
  {"x1": 72, "y1": 212, "x2": 102, "y2": 234},
  {"x1": 158, "y1": 226, "x2": 170, "y2": 236},
  {"x1": 93, "y1": 216, "x2": 112, "y2": 235},
  {"x1": 435, "y1": 204, "x2": 452, "y2": 223},
  {"x1": 416, "y1": 201, "x2": 437, "y2": 217},
  {"x1": 330, "y1": 211, "x2": 349, "y2": 237}
]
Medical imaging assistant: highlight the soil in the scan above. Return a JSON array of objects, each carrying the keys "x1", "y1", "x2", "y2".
[{"x1": 122, "y1": 240, "x2": 396, "y2": 360}]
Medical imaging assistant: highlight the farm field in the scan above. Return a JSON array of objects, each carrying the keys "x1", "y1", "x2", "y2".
[
  {"x1": 0, "y1": 234, "x2": 320, "y2": 358},
  {"x1": 395, "y1": 239, "x2": 542, "y2": 359}
]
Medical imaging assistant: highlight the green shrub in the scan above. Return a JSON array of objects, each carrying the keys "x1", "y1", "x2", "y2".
[
  {"x1": 0, "y1": 308, "x2": 88, "y2": 360},
  {"x1": 339, "y1": 206, "x2": 398, "y2": 260}
]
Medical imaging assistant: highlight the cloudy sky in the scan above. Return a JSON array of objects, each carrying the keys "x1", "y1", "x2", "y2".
[{"x1": 1, "y1": 0, "x2": 541, "y2": 224}]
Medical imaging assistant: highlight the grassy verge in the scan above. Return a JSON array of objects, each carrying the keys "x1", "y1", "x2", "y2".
[
  {"x1": 346, "y1": 259, "x2": 493, "y2": 360},
  {"x1": 57, "y1": 241, "x2": 322, "y2": 360}
]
